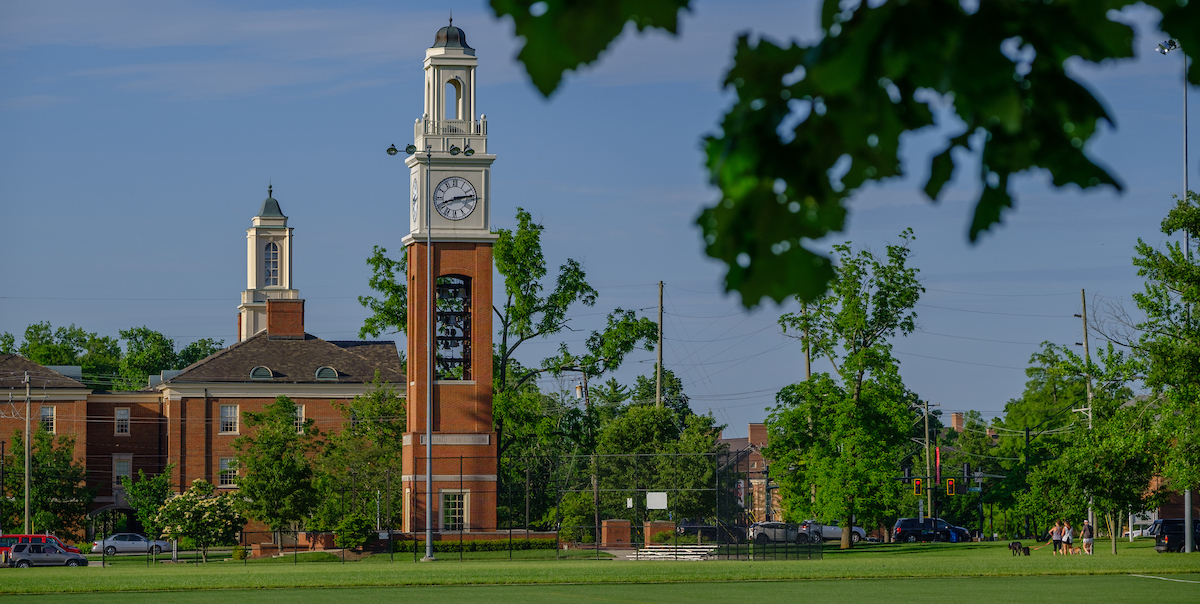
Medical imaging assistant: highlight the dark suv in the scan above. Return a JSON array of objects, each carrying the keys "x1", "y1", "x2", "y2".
[
  {"x1": 1154, "y1": 519, "x2": 1200, "y2": 553},
  {"x1": 893, "y1": 517, "x2": 966, "y2": 543}
]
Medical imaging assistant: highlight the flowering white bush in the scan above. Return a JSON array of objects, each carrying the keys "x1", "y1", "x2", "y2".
[{"x1": 155, "y1": 479, "x2": 245, "y2": 562}]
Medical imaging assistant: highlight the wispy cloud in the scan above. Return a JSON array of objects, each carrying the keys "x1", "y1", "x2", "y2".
[
  {"x1": 0, "y1": 1, "x2": 526, "y2": 99},
  {"x1": 2, "y1": 95, "x2": 72, "y2": 110}
]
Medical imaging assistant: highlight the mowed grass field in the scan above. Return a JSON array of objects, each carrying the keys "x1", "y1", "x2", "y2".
[{"x1": 1, "y1": 539, "x2": 1197, "y2": 600}]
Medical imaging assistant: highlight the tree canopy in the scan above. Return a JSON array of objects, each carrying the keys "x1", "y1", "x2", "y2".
[{"x1": 489, "y1": 0, "x2": 1200, "y2": 306}]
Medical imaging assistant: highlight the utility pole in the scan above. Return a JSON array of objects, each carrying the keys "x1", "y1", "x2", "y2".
[
  {"x1": 1076, "y1": 289, "x2": 1096, "y2": 535},
  {"x1": 24, "y1": 371, "x2": 31, "y2": 534},
  {"x1": 423, "y1": 144, "x2": 435, "y2": 562},
  {"x1": 923, "y1": 400, "x2": 931, "y2": 517},
  {"x1": 1024, "y1": 427, "x2": 1030, "y2": 539},
  {"x1": 656, "y1": 281, "x2": 663, "y2": 407},
  {"x1": 802, "y1": 301, "x2": 811, "y2": 381},
  {"x1": 1, "y1": 440, "x2": 5, "y2": 534}
]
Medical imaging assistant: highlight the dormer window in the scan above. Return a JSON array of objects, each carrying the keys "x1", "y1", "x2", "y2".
[
  {"x1": 250, "y1": 366, "x2": 273, "y2": 380},
  {"x1": 264, "y1": 242, "x2": 279, "y2": 286},
  {"x1": 315, "y1": 366, "x2": 338, "y2": 381}
]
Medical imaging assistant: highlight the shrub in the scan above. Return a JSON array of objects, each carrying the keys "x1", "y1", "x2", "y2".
[
  {"x1": 333, "y1": 513, "x2": 373, "y2": 550},
  {"x1": 76, "y1": 543, "x2": 93, "y2": 554},
  {"x1": 390, "y1": 538, "x2": 559, "y2": 553},
  {"x1": 232, "y1": 546, "x2": 247, "y2": 560},
  {"x1": 652, "y1": 531, "x2": 675, "y2": 544}
]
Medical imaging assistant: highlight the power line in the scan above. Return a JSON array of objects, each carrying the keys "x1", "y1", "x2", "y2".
[{"x1": 915, "y1": 303, "x2": 1070, "y2": 318}]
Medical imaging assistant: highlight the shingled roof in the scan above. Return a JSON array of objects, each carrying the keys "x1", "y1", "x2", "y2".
[
  {"x1": 0, "y1": 354, "x2": 90, "y2": 390},
  {"x1": 160, "y1": 332, "x2": 404, "y2": 385}
]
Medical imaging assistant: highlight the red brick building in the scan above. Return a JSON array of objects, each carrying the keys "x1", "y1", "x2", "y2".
[{"x1": 0, "y1": 190, "x2": 405, "y2": 539}]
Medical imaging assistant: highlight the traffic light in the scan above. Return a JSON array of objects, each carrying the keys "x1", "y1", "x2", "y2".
[
  {"x1": 914, "y1": 478, "x2": 923, "y2": 496},
  {"x1": 946, "y1": 478, "x2": 956, "y2": 495},
  {"x1": 903, "y1": 467, "x2": 912, "y2": 484},
  {"x1": 963, "y1": 463, "x2": 971, "y2": 478}
]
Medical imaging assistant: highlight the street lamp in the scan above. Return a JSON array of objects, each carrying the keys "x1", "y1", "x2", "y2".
[{"x1": 1157, "y1": 37, "x2": 1193, "y2": 555}]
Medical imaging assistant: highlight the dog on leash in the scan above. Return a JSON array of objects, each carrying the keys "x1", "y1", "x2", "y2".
[{"x1": 1008, "y1": 541, "x2": 1030, "y2": 556}]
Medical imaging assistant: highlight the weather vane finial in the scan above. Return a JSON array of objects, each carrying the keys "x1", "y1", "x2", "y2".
[
  {"x1": 268, "y1": 180, "x2": 272, "y2": 197},
  {"x1": 449, "y1": 11, "x2": 452, "y2": 26}
]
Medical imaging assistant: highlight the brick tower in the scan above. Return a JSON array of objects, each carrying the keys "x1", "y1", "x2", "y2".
[{"x1": 399, "y1": 21, "x2": 499, "y2": 543}]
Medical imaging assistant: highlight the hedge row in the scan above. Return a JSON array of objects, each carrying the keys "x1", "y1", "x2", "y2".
[{"x1": 389, "y1": 537, "x2": 558, "y2": 553}]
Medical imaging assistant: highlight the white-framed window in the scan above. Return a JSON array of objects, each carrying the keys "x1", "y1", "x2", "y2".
[
  {"x1": 218, "y1": 457, "x2": 237, "y2": 487},
  {"x1": 115, "y1": 408, "x2": 130, "y2": 435},
  {"x1": 113, "y1": 454, "x2": 132, "y2": 489},
  {"x1": 39, "y1": 406, "x2": 55, "y2": 434},
  {"x1": 441, "y1": 489, "x2": 469, "y2": 532},
  {"x1": 264, "y1": 242, "x2": 279, "y2": 286},
  {"x1": 294, "y1": 405, "x2": 305, "y2": 435},
  {"x1": 219, "y1": 404, "x2": 239, "y2": 434}
]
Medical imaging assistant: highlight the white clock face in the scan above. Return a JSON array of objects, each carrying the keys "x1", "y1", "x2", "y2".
[
  {"x1": 410, "y1": 176, "x2": 419, "y2": 225},
  {"x1": 433, "y1": 176, "x2": 478, "y2": 221}
]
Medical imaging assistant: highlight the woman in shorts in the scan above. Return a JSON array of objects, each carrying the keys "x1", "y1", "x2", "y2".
[
  {"x1": 1041, "y1": 521, "x2": 1062, "y2": 555},
  {"x1": 1062, "y1": 521, "x2": 1073, "y2": 554}
]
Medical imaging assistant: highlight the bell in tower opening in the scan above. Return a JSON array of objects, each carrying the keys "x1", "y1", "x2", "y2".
[{"x1": 436, "y1": 276, "x2": 471, "y2": 380}]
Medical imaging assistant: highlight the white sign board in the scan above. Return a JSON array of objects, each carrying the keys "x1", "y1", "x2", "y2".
[
  {"x1": 626, "y1": 497, "x2": 633, "y2": 509},
  {"x1": 646, "y1": 492, "x2": 668, "y2": 510}
]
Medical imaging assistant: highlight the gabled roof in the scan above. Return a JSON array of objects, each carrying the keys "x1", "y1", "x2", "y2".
[
  {"x1": 0, "y1": 354, "x2": 90, "y2": 390},
  {"x1": 159, "y1": 332, "x2": 403, "y2": 386}
]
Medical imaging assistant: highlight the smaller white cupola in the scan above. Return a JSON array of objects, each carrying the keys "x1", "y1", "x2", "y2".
[{"x1": 238, "y1": 185, "x2": 300, "y2": 343}]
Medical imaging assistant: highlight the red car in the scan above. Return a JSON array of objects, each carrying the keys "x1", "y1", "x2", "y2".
[{"x1": 0, "y1": 534, "x2": 81, "y2": 563}]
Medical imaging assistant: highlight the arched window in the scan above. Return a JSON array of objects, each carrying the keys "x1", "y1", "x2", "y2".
[
  {"x1": 250, "y1": 366, "x2": 273, "y2": 380},
  {"x1": 435, "y1": 275, "x2": 471, "y2": 380},
  {"x1": 315, "y1": 366, "x2": 338, "y2": 381},
  {"x1": 445, "y1": 80, "x2": 461, "y2": 120},
  {"x1": 264, "y1": 242, "x2": 279, "y2": 286}
]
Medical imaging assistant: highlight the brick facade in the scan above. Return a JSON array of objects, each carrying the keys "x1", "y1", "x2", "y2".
[{"x1": 402, "y1": 240, "x2": 500, "y2": 535}]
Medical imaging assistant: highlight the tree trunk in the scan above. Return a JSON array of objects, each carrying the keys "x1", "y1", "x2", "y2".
[{"x1": 1109, "y1": 512, "x2": 1117, "y2": 555}]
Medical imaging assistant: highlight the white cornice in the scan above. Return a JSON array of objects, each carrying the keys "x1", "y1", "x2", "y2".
[
  {"x1": 160, "y1": 382, "x2": 407, "y2": 401},
  {"x1": 1, "y1": 389, "x2": 89, "y2": 402}
]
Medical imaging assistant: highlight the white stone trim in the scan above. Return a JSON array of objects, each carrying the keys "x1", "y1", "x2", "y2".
[{"x1": 402, "y1": 474, "x2": 496, "y2": 482}]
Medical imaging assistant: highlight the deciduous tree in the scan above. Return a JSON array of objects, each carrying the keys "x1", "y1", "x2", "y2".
[
  {"x1": 232, "y1": 396, "x2": 320, "y2": 544},
  {"x1": 768, "y1": 230, "x2": 922, "y2": 548}
]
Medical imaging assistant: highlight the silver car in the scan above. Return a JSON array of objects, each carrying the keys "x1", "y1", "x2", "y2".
[
  {"x1": 804, "y1": 519, "x2": 867, "y2": 544},
  {"x1": 750, "y1": 521, "x2": 802, "y2": 544},
  {"x1": 93, "y1": 533, "x2": 171, "y2": 556},
  {"x1": 8, "y1": 542, "x2": 89, "y2": 567}
]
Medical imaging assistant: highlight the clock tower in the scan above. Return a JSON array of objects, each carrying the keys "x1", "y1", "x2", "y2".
[{"x1": 400, "y1": 21, "x2": 499, "y2": 541}]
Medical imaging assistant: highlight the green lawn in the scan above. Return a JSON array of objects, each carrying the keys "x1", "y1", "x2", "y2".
[
  {"x1": 0, "y1": 539, "x2": 1195, "y2": 596},
  {"x1": 1, "y1": 575, "x2": 1197, "y2": 603}
]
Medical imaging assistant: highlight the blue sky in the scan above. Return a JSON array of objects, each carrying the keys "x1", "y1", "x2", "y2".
[{"x1": 1, "y1": 1, "x2": 1196, "y2": 437}]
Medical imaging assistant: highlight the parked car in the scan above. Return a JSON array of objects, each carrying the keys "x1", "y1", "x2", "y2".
[
  {"x1": 7, "y1": 542, "x2": 89, "y2": 567},
  {"x1": 0, "y1": 534, "x2": 81, "y2": 563},
  {"x1": 805, "y1": 519, "x2": 867, "y2": 544},
  {"x1": 676, "y1": 520, "x2": 746, "y2": 543},
  {"x1": 749, "y1": 521, "x2": 802, "y2": 544},
  {"x1": 1154, "y1": 519, "x2": 1200, "y2": 553},
  {"x1": 93, "y1": 533, "x2": 172, "y2": 556},
  {"x1": 1122, "y1": 527, "x2": 1153, "y2": 539},
  {"x1": 893, "y1": 517, "x2": 961, "y2": 543}
]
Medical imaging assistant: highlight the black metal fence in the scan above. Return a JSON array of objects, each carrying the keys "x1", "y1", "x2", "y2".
[{"x1": 75, "y1": 450, "x2": 820, "y2": 563}]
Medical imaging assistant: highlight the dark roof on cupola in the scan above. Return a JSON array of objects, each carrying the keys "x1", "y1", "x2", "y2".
[
  {"x1": 432, "y1": 18, "x2": 472, "y2": 50},
  {"x1": 257, "y1": 184, "x2": 285, "y2": 218}
]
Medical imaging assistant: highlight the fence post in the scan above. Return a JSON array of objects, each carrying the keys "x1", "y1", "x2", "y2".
[{"x1": 387, "y1": 468, "x2": 393, "y2": 563}]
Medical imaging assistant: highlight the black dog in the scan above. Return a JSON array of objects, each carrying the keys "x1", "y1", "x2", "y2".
[{"x1": 1009, "y1": 541, "x2": 1030, "y2": 556}]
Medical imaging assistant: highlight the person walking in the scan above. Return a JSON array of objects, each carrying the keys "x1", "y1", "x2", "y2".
[
  {"x1": 1080, "y1": 520, "x2": 1094, "y2": 555},
  {"x1": 1063, "y1": 521, "x2": 1074, "y2": 554},
  {"x1": 1036, "y1": 521, "x2": 1063, "y2": 554}
]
